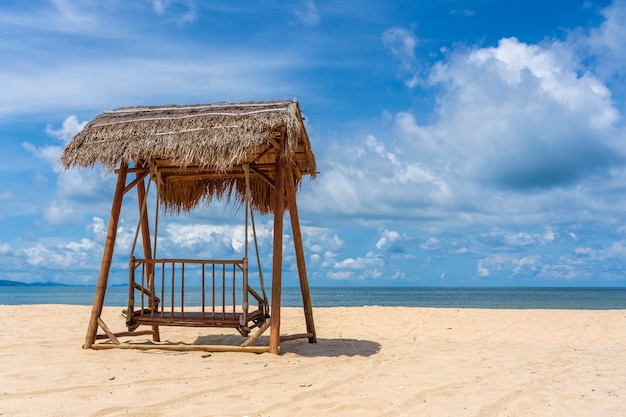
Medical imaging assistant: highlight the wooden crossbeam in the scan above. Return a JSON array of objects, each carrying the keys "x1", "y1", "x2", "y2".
[{"x1": 90, "y1": 343, "x2": 271, "y2": 353}]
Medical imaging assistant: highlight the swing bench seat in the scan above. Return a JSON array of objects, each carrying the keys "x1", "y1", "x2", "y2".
[
  {"x1": 127, "y1": 257, "x2": 269, "y2": 337},
  {"x1": 127, "y1": 309, "x2": 267, "y2": 329}
]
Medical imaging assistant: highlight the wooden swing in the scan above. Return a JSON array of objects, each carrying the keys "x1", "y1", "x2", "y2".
[
  {"x1": 61, "y1": 100, "x2": 317, "y2": 354},
  {"x1": 124, "y1": 162, "x2": 270, "y2": 337}
]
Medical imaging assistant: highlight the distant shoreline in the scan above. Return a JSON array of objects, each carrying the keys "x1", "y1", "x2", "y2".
[
  {"x1": 0, "y1": 279, "x2": 75, "y2": 287},
  {"x1": 0, "y1": 279, "x2": 127, "y2": 287}
]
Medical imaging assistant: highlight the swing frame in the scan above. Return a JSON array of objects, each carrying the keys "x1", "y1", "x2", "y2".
[
  {"x1": 61, "y1": 100, "x2": 317, "y2": 354},
  {"x1": 124, "y1": 163, "x2": 270, "y2": 337}
]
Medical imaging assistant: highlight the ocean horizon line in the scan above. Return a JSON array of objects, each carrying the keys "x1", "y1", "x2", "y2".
[{"x1": 1, "y1": 285, "x2": 625, "y2": 310}]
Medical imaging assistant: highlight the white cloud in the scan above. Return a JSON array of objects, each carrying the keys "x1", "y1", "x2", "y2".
[
  {"x1": 302, "y1": 226, "x2": 344, "y2": 253},
  {"x1": 0, "y1": 191, "x2": 14, "y2": 201},
  {"x1": 163, "y1": 221, "x2": 272, "y2": 256},
  {"x1": 574, "y1": 246, "x2": 596, "y2": 257},
  {"x1": 543, "y1": 229, "x2": 557, "y2": 242},
  {"x1": 0, "y1": 53, "x2": 303, "y2": 120},
  {"x1": 420, "y1": 237, "x2": 441, "y2": 251},
  {"x1": 152, "y1": 0, "x2": 167, "y2": 14},
  {"x1": 477, "y1": 253, "x2": 543, "y2": 279},
  {"x1": 151, "y1": 0, "x2": 197, "y2": 24},
  {"x1": 327, "y1": 270, "x2": 353, "y2": 281},
  {"x1": 581, "y1": 0, "x2": 626, "y2": 78},
  {"x1": 91, "y1": 217, "x2": 106, "y2": 237},
  {"x1": 477, "y1": 260, "x2": 490, "y2": 277},
  {"x1": 607, "y1": 240, "x2": 626, "y2": 257},
  {"x1": 333, "y1": 251, "x2": 382, "y2": 269},
  {"x1": 56, "y1": 169, "x2": 114, "y2": 202},
  {"x1": 383, "y1": 26, "x2": 419, "y2": 87},
  {"x1": 43, "y1": 201, "x2": 81, "y2": 225},
  {"x1": 23, "y1": 243, "x2": 71, "y2": 267},
  {"x1": 479, "y1": 228, "x2": 557, "y2": 250},
  {"x1": 375, "y1": 229, "x2": 401, "y2": 250},
  {"x1": 449, "y1": 9, "x2": 475, "y2": 17},
  {"x1": 302, "y1": 134, "x2": 454, "y2": 223},
  {"x1": 45, "y1": 115, "x2": 87, "y2": 144},
  {"x1": 0, "y1": 1, "x2": 99, "y2": 35},
  {"x1": 421, "y1": 36, "x2": 620, "y2": 187},
  {"x1": 0, "y1": 243, "x2": 12, "y2": 255},
  {"x1": 50, "y1": 0, "x2": 95, "y2": 26},
  {"x1": 22, "y1": 142, "x2": 63, "y2": 169},
  {"x1": 66, "y1": 238, "x2": 97, "y2": 252},
  {"x1": 291, "y1": 0, "x2": 320, "y2": 27}
]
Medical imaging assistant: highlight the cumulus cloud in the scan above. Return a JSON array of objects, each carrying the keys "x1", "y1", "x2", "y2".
[
  {"x1": 302, "y1": 134, "x2": 453, "y2": 222},
  {"x1": 302, "y1": 226, "x2": 344, "y2": 254},
  {"x1": 328, "y1": 251, "x2": 385, "y2": 282},
  {"x1": 375, "y1": 229, "x2": 402, "y2": 251},
  {"x1": 91, "y1": 217, "x2": 106, "y2": 238},
  {"x1": 20, "y1": 236, "x2": 103, "y2": 272},
  {"x1": 162, "y1": 221, "x2": 272, "y2": 257},
  {"x1": 333, "y1": 251, "x2": 383, "y2": 269},
  {"x1": 45, "y1": 115, "x2": 87, "y2": 144},
  {"x1": 476, "y1": 254, "x2": 543, "y2": 280},
  {"x1": 22, "y1": 115, "x2": 88, "y2": 177},
  {"x1": 406, "y1": 36, "x2": 622, "y2": 190}
]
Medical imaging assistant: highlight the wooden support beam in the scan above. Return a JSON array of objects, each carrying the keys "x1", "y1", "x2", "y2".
[
  {"x1": 95, "y1": 330, "x2": 155, "y2": 339},
  {"x1": 97, "y1": 317, "x2": 120, "y2": 344},
  {"x1": 252, "y1": 144, "x2": 274, "y2": 164},
  {"x1": 84, "y1": 161, "x2": 128, "y2": 349},
  {"x1": 136, "y1": 175, "x2": 160, "y2": 342},
  {"x1": 250, "y1": 166, "x2": 275, "y2": 189},
  {"x1": 240, "y1": 320, "x2": 271, "y2": 347},
  {"x1": 90, "y1": 343, "x2": 271, "y2": 354},
  {"x1": 269, "y1": 138, "x2": 286, "y2": 355},
  {"x1": 280, "y1": 332, "x2": 314, "y2": 342},
  {"x1": 123, "y1": 171, "x2": 149, "y2": 195},
  {"x1": 284, "y1": 165, "x2": 317, "y2": 343}
]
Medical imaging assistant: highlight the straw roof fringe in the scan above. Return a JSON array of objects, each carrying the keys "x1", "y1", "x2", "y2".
[{"x1": 61, "y1": 99, "x2": 316, "y2": 215}]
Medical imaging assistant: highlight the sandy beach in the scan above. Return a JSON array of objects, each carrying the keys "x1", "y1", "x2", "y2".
[{"x1": 1, "y1": 305, "x2": 625, "y2": 416}]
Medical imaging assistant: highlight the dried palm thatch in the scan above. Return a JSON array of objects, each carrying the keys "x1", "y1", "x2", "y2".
[{"x1": 61, "y1": 99, "x2": 316, "y2": 214}]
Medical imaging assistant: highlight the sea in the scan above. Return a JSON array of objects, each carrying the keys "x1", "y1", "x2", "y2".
[{"x1": 1, "y1": 286, "x2": 625, "y2": 310}]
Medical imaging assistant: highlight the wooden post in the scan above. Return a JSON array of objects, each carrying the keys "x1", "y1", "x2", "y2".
[
  {"x1": 83, "y1": 161, "x2": 128, "y2": 348},
  {"x1": 284, "y1": 165, "x2": 317, "y2": 343},
  {"x1": 269, "y1": 141, "x2": 286, "y2": 354},
  {"x1": 136, "y1": 176, "x2": 160, "y2": 342}
]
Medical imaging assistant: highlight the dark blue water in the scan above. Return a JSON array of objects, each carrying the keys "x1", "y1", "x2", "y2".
[{"x1": 1, "y1": 286, "x2": 625, "y2": 309}]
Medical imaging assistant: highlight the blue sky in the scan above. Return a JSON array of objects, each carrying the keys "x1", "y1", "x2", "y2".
[{"x1": 2, "y1": 0, "x2": 626, "y2": 287}]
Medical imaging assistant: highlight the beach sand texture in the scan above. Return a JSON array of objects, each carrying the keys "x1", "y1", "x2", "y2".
[{"x1": 1, "y1": 305, "x2": 625, "y2": 416}]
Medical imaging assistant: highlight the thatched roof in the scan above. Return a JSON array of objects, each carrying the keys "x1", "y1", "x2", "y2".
[{"x1": 61, "y1": 99, "x2": 316, "y2": 214}]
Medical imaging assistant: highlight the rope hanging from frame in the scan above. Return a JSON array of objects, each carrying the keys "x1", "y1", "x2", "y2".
[
  {"x1": 129, "y1": 176, "x2": 152, "y2": 260},
  {"x1": 243, "y1": 163, "x2": 269, "y2": 307}
]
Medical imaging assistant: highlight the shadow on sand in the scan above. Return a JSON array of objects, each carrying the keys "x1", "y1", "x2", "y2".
[{"x1": 193, "y1": 334, "x2": 381, "y2": 357}]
